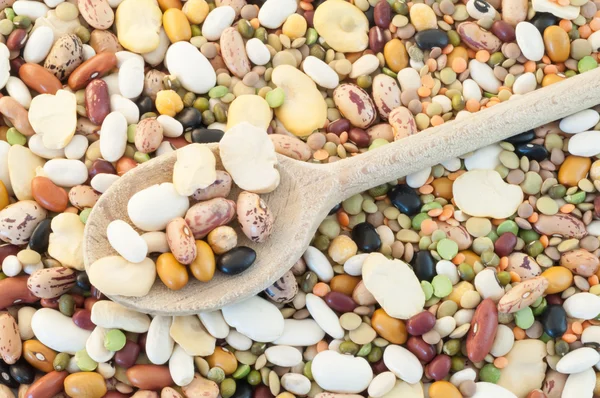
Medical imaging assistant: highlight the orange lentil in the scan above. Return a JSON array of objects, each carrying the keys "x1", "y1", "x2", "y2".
[
  {"x1": 426, "y1": 58, "x2": 437, "y2": 72},
  {"x1": 465, "y1": 98, "x2": 480, "y2": 112},
  {"x1": 316, "y1": 341, "x2": 328, "y2": 352},
  {"x1": 559, "y1": 19, "x2": 573, "y2": 31},
  {"x1": 64, "y1": 207, "x2": 78, "y2": 214},
  {"x1": 560, "y1": 204, "x2": 576, "y2": 213},
  {"x1": 499, "y1": 256, "x2": 509, "y2": 270},
  {"x1": 421, "y1": 102, "x2": 430, "y2": 112},
  {"x1": 493, "y1": 357, "x2": 508, "y2": 369},
  {"x1": 524, "y1": 61, "x2": 537, "y2": 72},
  {"x1": 475, "y1": 50, "x2": 490, "y2": 63},
  {"x1": 442, "y1": 44, "x2": 453, "y2": 54},
  {"x1": 541, "y1": 55, "x2": 551, "y2": 65},
  {"x1": 452, "y1": 253, "x2": 465, "y2": 265},
  {"x1": 589, "y1": 275, "x2": 599, "y2": 286},
  {"x1": 595, "y1": 9, "x2": 600, "y2": 16},
  {"x1": 421, "y1": 219, "x2": 438, "y2": 235},
  {"x1": 431, "y1": 115, "x2": 444, "y2": 126},
  {"x1": 513, "y1": 327, "x2": 526, "y2": 340},
  {"x1": 300, "y1": 1, "x2": 313, "y2": 10},
  {"x1": 419, "y1": 185, "x2": 434, "y2": 194},
  {"x1": 579, "y1": 24, "x2": 592, "y2": 39},
  {"x1": 466, "y1": 48, "x2": 476, "y2": 59},
  {"x1": 544, "y1": 65, "x2": 559, "y2": 74},
  {"x1": 443, "y1": 15, "x2": 454, "y2": 24},
  {"x1": 572, "y1": 322, "x2": 583, "y2": 335},
  {"x1": 439, "y1": 87, "x2": 448, "y2": 95},
  {"x1": 428, "y1": 208, "x2": 444, "y2": 217},
  {"x1": 438, "y1": 209, "x2": 453, "y2": 222},
  {"x1": 448, "y1": 170, "x2": 466, "y2": 180},
  {"x1": 509, "y1": 271, "x2": 521, "y2": 283},
  {"x1": 562, "y1": 333, "x2": 577, "y2": 343},
  {"x1": 250, "y1": 18, "x2": 260, "y2": 29},
  {"x1": 313, "y1": 282, "x2": 330, "y2": 297},
  {"x1": 421, "y1": 74, "x2": 434, "y2": 88},
  {"x1": 452, "y1": 58, "x2": 467, "y2": 73},
  {"x1": 389, "y1": 24, "x2": 397, "y2": 33},
  {"x1": 591, "y1": 17, "x2": 600, "y2": 31},
  {"x1": 528, "y1": 213, "x2": 539, "y2": 223},
  {"x1": 498, "y1": 86, "x2": 512, "y2": 92},
  {"x1": 492, "y1": 218, "x2": 506, "y2": 226},
  {"x1": 417, "y1": 87, "x2": 431, "y2": 97},
  {"x1": 425, "y1": 175, "x2": 434, "y2": 185},
  {"x1": 556, "y1": 63, "x2": 566, "y2": 72},
  {"x1": 337, "y1": 211, "x2": 350, "y2": 227}
]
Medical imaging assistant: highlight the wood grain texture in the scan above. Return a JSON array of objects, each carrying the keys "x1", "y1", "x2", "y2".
[{"x1": 84, "y1": 68, "x2": 600, "y2": 315}]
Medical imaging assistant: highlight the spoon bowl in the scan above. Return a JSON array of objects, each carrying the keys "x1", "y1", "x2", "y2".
[{"x1": 84, "y1": 67, "x2": 600, "y2": 315}]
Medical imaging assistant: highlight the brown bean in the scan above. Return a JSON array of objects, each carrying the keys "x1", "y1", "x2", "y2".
[
  {"x1": 166, "y1": 217, "x2": 196, "y2": 265},
  {"x1": 0, "y1": 313, "x2": 21, "y2": 364},
  {"x1": 77, "y1": 117, "x2": 100, "y2": 136},
  {"x1": 0, "y1": 96, "x2": 34, "y2": 136},
  {"x1": 126, "y1": 365, "x2": 173, "y2": 390},
  {"x1": 425, "y1": 354, "x2": 451, "y2": 381},
  {"x1": 114, "y1": 340, "x2": 140, "y2": 368},
  {"x1": 0, "y1": 276, "x2": 40, "y2": 310},
  {"x1": 31, "y1": 176, "x2": 68, "y2": 213},
  {"x1": 72, "y1": 309, "x2": 95, "y2": 331},
  {"x1": 23, "y1": 339, "x2": 57, "y2": 373},
  {"x1": 348, "y1": 127, "x2": 370, "y2": 148},
  {"x1": 466, "y1": 298, "x2": 498, "y2": 362},
  {"x1": 89, "y1": 30, "x2": 122, "y2": 54},
  {"x1": 10, "y1": 57, "x2": 25, "y2": 76},
  {"x1": 25, "y1": 371, "x2": 68, "y2": 398},
  {"x1": 6, "y1": 29, "x2": 27, "y2": 51},
  {"x1": 85, "y1": 79, "x2": 110, "y2": 125},
  {"x1": 406, "y1": 311, "x2": 436, "y2": 336},
  {"x1": 68, "y1": 52, "x2": 117, "y2": 90},
  {"x1": 406, "y1": 336, "x2": 436, "y2": 363},
  {"x1": 184, "y1": 198, "x2": 236, "y2": 239},
  {"x1": 18, "y1": 63, "x2": 63, "y2": 94}
]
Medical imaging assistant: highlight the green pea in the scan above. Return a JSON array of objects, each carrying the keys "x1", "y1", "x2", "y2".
[
  {"x1": 458, "y1": 263, "x2": 474, "y2": 281},
  {"x1": 104, "y1": 329, "x2": 126, "y2": 351},
  {"x1": 565, "y1": 70, "x2": 577, "y2": 78},
  {"x1": 480, "y1": 251, "x2": 499, "y2": 267},
  {"x1": 578, "y1": 55, "x2": 598, "y2": 73},
  {"x1": 367, "y1": 346, "x2": 383, "y2": 363},
  {"x1": 451, "y1": 94, "x2": 465, "y2": 111},
  {"x1": 220, "y1": 378, "x2": 236, "y2": 398},
  {"x1": 4, "y1": 8, "x2": 15, "y2": 20},
  {"x1": 548, "y1": 184, "x2": 566, "y2": 199},
  {"x1": 356, "y1": 75, "x2": 372, "y2": 89},
  {"x1": 526, "y1": 240, "x2": 544, "y2": 257},
  {"x1": 53, "y1": 352, "x2": 70, "y2": 371},
  {"x1": 126, "y1": 124, "x2": 138, "y2": 143},
  {"x1": 75, "y1": 349, "x2": 97, "y2": 371},
  {"x1": 6, "y1": 127, "x2": 26, "y2": 146},
  {"x1": 303, "y1": 361, "x2": 313, "y2": 380},
  {"x1": 250, "y1": 342, "x2": 266, "y2": 356},
  {"x1": 209, "y1": 85, "x2": 228, "y2": 99},
  {"x1": 254, "y1": 27, "x2": 267, "y2": 42},
  {"x1": 479, "y1": 364, "x2": 501, "y2": 383},
  {"x1": 451, "y1": 356, "x2": 466, "y2": 372},
  {"x1": 79, "y1": 208, "x2": 92, "y2": 224},
  {"x1": 496, "y1": 271, "x2": 511, "y2": 286},
  {"x1": 12, "y1": 15, "x2": 30, "y2": 28},
  {"x1": 202, "y1": 110, "x2": 215, "y2": 126},
  {"x1": 356, "y1": 342, "x2": 372, "y2": 357},
  {"x1": 565, "y1": 191, "x2": 586, "y2": 204},
  {"x1": 442, "y1": 339, "x2": 461, "y2": 356},
  {"x1": 392, "y1": 1, "x2": 408, "y2": 14},
  {"x1": 313, "y1": 234, "x2": 330, "y2": 251},
  {"x1": 237, "y1": 19, "x2": 254, "y2": 39},
  {"x1": 305, "y1": 27, "x2": 318, "y2": 45},
  {"x1": 309, "y1": 44, "x2": 326, "y2": 60},
  {"x1": 183, "y1": 92, "x2": 196, "y2": 108},
  {"x1": 421, "y1": 281, "x2": 434, "y2": 300},
  {"x1": 421, "y1": 201, "x2": 442, "y2": 212},
  {"x1": 532, "y1": 298, "x2": 547, "y2": 316},
  {"x1": 382, "y1": 67, "x2": 397, "y2": 79},
  {"x1": 190, "y1": 24, "x2": 201, "y2": 36},
  {"x1": 488, "y1": 52, "x2": 505, "y2": 67},
  {"x1": 0, "y1": 19, "x2": 14, "y2": 36},
  {"x1": 497, "y1": 220, "x2": 518, "y2": 236},
  {"x1": 58, "y1": 294, "x2": 75, "y2": 316},
  {"x1": 247, "y1": 370, "x2": 261, "y2": 385},
  {"x1": 432, "y1": 275, "x2": 453, "y2": 298},
  {"x1": 555, "y1": 339, "x2": 570, "y2": 356},
  {"x1": 519, "y1": 229, "x2": 540, "y2": 244},
  {"x1": 266, "y1": 87, "x2": 285, "y2": 108},
  {"x1": 437, "y1": 238, "x2": 458, "y2": 260},
  {"x1": 301, "y1": 272, "x2": 318, "y2": 293},
  {"x1": 233, "y1": 364, "x2": 250, "y2": 379},
  {"x1": 412, "y1": 212, "x2": 431, "y2": 231},
  {"x1": 134, "y1": 152, "x2": 150, "y2": 163},
  {"x1": 342, "y1": 194, "x2": 364, "y2": 215},
  {"x1": 339, "y1": 341, "x2": 359, "y2": 355},
  {"x1": 447, "y1": 30, "x2": 460, "y2": 46},
  {"x1": 514, "y1": 306, "x2": 534, "y2": 329},
  {"x1": 193, "y1": 97, "x2": 210, "y2": 112}
]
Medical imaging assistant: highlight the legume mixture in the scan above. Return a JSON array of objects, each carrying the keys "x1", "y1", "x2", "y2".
[{"x1": 2, "y1": 0, "x2": 600, "y2": 396}]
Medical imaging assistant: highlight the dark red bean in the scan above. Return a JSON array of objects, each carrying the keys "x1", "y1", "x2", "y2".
[
  {"x1": 369, "y1": 26, "x2": 386, "y2": 53},
  {"x1": 466, "y1": 298, "x2": 498, "y2": 363},
  {"x1": 40, "y1": 298, "x2": 60, "y2": 310},
  {"x1": 138, "y1": 333, "x2": 147, "y2": 351},
  {"x1": 0, "y1": 244, "x2": 20, "y2": 265},
  {"x1": 373, "y1": 0, "x2": 391, "y2": 28},
  {"x1": 9, "y1": 57, "x2": 25, "y2": 76},
  {"x1": 327, "y1": 118, "x2": 351, "y2": 136},
  {"x1": 71, "y1": 294, "x2": 85, "y2": 308},
  {"x1": 6, "y1": 29, "x2": 27, "y2": 51},
  {"x1": 406, "y1": 311, "x2": 436, "y2": 336},
  {"x1": 490, "y1": 20, "x2": 516, "y2": 42},
  {"x1": 324, "y1": 291, "x2": 356, "y2": 313},
  {"x1": 114, "y1": 340, "x2": 140, "y2": 368},
  {"x1": 163, "y1": 136, "x2": 188, "y2": 149},
  {"x1": 371, "y1": 359, "x2": 388, "y2": 374},
  {"x1": 72, "y1": 309, "x2": 95, "y2": 331},
  {"x1": 494, "y1": 232, "x2": 517, "y2": 257},
  {"x1": 406, "y1": 336, "x2": 436, "y2": 363},
  {"x1": 304, "y1": 10, "x2": 314, "y2": 27},
  {"x1": 253, "y1": 384, "x2": 275, "y2": 398},
  {"x1": 425, "y1": 354, "x2": 451, "y2": 381},
  {"x1": 103, "y1": 392, "x2": 130, "y2": 398},
  {"x1": 88, "y1": 159, "x2": 117, "y2": 180},
  {"x1": 348, "y1": 128, "x2": 370, "y2": 148},
  {"x1": 546, "y1": 294, "x2": 563, "y2": 306}
]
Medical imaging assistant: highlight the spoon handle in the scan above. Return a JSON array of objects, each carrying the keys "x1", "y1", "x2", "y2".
[{"x1": 332, "y1": 67, "x2": 600, "y2": 200}]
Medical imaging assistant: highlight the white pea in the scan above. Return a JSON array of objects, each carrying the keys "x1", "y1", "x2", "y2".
[{"x1": 2, "y1": 255, "x2": 22, "y2": 277}]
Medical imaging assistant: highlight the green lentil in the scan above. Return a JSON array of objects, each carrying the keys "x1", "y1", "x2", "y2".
[
  {"x1": 104, "y1": 329, "x2": 126, "y2": 351},
  {"x1": 339, "y1": 341, "x2": 359, "y2": 355},
  {"x1": 75, "y1": 349, "x2": 97, "y2": 372},
  {"x1": 58, "y1": 294, "x2": 75, "y2": 316},
  {"x1": 134, "y1": 152, "x2": 151, "y2": 163},
  {"x1": 356, "y1": 342, "x2": 372, "y2": 357},
  {"x1": 442, "y1": 339, "x2": 461, "y2": 356},
  {"x1": 303, "y1": 361, "x2": 313, "y2": 380},
  {"x1": 432, "y1": 275, "x2": 453, "y2": 298},
  {"x1": 220, "y1": 378, "x2": 236, "y2": 398},
  {"x1": 578, "y1": 56, "x2": 598, "y2": 73},
  {"x1": 367, "y1": 346, "x2": 383, "y2": 363},
  {"x1": 514, "y1": 306, "x2": 535, "y2": 329},
  {"x1": 6, "y1": 128, "x2": 26, "y2": 146},
  {"x1": 193, "y1": 97, "x2": 210, "y2": 112},
  {"x1": 369, "y1": 138, "x2": 389, "y2": 150},
  {"x1": 233, "y1": 364, "x2": 251, "y2": 379},
  {"x1": 79, "y1": 208, "x2": 92, "y2": 224},
  {"x1": 0, "y1": 19, "x2": 13, "y2": 36},
  {"x1": 266, "y1": 87, "x2": 285, "y2": 108},
  {"x1": 421, "y1": 281, "x2": 434, "y2": 300},
  {"x1": 497, "y1": 220, "x2": 519, "y2": 236},
  {"x1": 479, "y1": 364, "x2": 501, "y2": 383},
  {"x1": 497, "y1": 271, "x2": 511, "y2": 286},
  {"x1": 412, "y1": 213, "x2": 431, "y2": 231},
  {"x1": 437, "y1": 238, "x2": 458, "y2": 260}
]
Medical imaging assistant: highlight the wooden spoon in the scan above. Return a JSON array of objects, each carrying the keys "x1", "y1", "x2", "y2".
[{"x1": 84, "y1": 68, "x2": 600, "y2": 315}]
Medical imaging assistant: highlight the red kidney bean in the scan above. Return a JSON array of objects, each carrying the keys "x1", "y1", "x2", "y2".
[
  {"x1": 369, "y1": 26, "x2": 386, "y2": 53},
  {"x1": 9, "y1": 57, "x2": 24, "y2": 76},
  {"x1": 371, "y1": 359, "x2": 388, "y2": 374},
  {"x1": 327, "y1": 118, "x2": 351, "y2": 136},
  {"x1": 406, "y1": 311, "x2": 436, "y2": 336},
  {"x1": 72, "y1": 309, "x2": 95, "y2": 331},
  {"x1": 85, "y1": 79, "x2": 110, "y2": 125},
  {"x1": 114, "y1": 340, "x2": 140, "y2": 368},
  {"x1": 253, "y1": 384, "x2": 275, "y2": 398},
  {"x1": 40, "y1": 298, "x2": 60, "y2": 309},
  {"x1": 406, "y1": 336, "x2": 436, "y2": 363},
  {"x1": 0, "y1": 276, "x2": 40, "y2": 310},
  {"x1": 88, "y1": 159, "x2": 116, "y2": 181},
  {"x1": 466, "y1": 298, "x2": 498, "y2": 363},
  {"x1": 6, "y1": 29, "x2": 27, "y2": 50},
  {"x1": 324, "y1": 291, "x2": 356, "y2": 313},
  {"x1": 25, "y1": 371, "x2": 68, "y2": 398},
  {"x1": 546, "y1": 294, "x2": 563, "y2": 306},
  {"x1": 490, "y1": 20, "x2": 516, "y2": 42},
  {"x1": 0, "y1": 244, "x2": 20, "y2": 264},
  {"x1": 425, "y1": 354, "x2": 451, "y2": 381},
  {"x1": 373, "y1": 0, "x2": 391, "y2": 28},
  {"x1": 494, "y1": 232, "x2": 517, "y2": 257},
  {"x1": 348, "y1": 127, "x2": 370, "y2": 148},
  {"x1": 126, "y1": 365, "x2": 173, "y2": 390}
]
